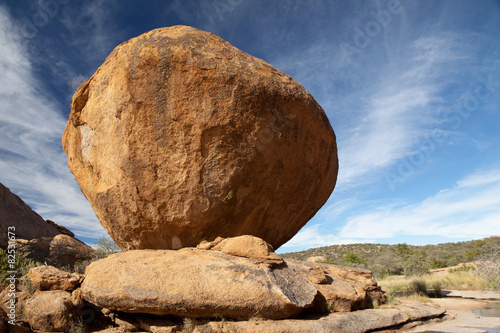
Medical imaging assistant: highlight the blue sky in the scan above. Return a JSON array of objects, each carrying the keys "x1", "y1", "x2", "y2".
[{"x1": 0, "y1": 0, "x2": 499, "y2": 252}]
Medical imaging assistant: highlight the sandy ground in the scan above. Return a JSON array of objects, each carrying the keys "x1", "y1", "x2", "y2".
[{"x1": 409, "y1": 297, "x2": 500, "y2": 333}]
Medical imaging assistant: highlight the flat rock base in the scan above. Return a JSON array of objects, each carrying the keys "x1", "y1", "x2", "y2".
[
  {"x1": 101, "y1": 300, "x2": 445, "y2": 333},
  {"x1": 194, "y1": 300, "x2": 445, "y2": 333}
]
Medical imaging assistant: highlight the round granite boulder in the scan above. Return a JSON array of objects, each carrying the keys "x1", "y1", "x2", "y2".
[{"x1": 63, "y1": 25, "x2": 338, "y2": 250}]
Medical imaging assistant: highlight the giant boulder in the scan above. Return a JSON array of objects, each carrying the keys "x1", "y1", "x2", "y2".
[{"x1": 62, "y1": 25, "x2": 338, "y2": 250}]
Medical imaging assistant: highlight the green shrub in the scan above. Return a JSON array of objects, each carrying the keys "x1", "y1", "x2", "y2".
[
  {"x1": 386, "y1": 286, "x2": 397, "y2": 304},
  {"x1": 466, "y1": 250, "x2": 479, "y2": 262},
  {"x1": 448, "y1": 264, "x2": 475, "y2": 273},
  {"x1": 343, "y1": 253, "x2": 366, "y2": 267},
  {"x1": 446, "y1": 256, "x2": 460, "y2": 267},
  {"x1": 431, "y1": 259, "x2": 447, "y2": 269},
  {"x1": 403, "y1": 254, "x2": 429, "y2": 277},
  {"x1": 409, "y1": 278, "x2": 428, "y2": 296},
  {"x1": 0, "y1": 248, "x2": 42, "y2": 289},
  {"x1": 431, "y1": 281, "x2": 442, "y2": 298}
]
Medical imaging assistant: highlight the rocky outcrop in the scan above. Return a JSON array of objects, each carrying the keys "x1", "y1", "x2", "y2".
[
  {"x1": 25, "y1": 290, "x2": 77, "y2": 332},
  {"x1": 194, "y1": 301, "x2": 445, "y2": 333},
  {"x1": 16, "y1": 234, "x2": 93, "y2": 268},
  {"x1": 80, "y1": 247, "x2": 317, "y2": 320},
  {"x1": 0, "y1": 182, "x2": 74, "y2": 248},
  {"x1": 27, "y1": 265, "x2": 83, "y2": 291},
  {"x1": 62, "y1": 25, "x2": 338, "y2": 251},
  {"x1": 286, "y1": 259, "x2": 387, "y2": 313},
  {"x1": 4, "y1": 236, "x2": 445, "y2": 333}
]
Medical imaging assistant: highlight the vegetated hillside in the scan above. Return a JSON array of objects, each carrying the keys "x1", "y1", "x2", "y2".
[{"x1": 281, "y1": 236, "x2": 500, "y2": 278}]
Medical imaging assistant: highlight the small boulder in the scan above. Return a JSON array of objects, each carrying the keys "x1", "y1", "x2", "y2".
[
  {"x1": 136, "y1": 315, "x2": 178, "y2": 333},
  {"x1": 102, "y1": 311, "x2": 141, "y2": 331},
  {"x1": 81, "y1": 248, "x2": 317, "y2": 320},
  {"x1": 205, "y1": 235, "x2": 282, "y2": 261},
  {"x1": 0, "y1": 286, "x2": 32, "y2": 323},
  {"x1": 196, "y1": 236, "x2": 224, "y2": 250},
  {"x1": 315, "y1": 279, "x2": 367, "y2": 312},
  {"x1": 25, "y1": 290, "x2": 76, "y2": 332},
  {"x1": 28, "y1": 265, "x2": 82, "y2": 291}
]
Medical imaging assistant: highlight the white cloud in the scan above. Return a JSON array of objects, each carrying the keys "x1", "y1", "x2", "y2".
[
  {"x1": 335, "y1": 32, "x2": 479, "y2": 190},
  {"x1": 280, "y1": 224, "x2": 374, "y2": 250},
  {"x1": 281, "y1": 165, "x2": 500, "y2": 251},
  {"x1": 0, "y1": 6, "x2": 105, "y2": 239},
  {"x1": 339, "y1": 167, "x2": 500, "y2": 240},
  {"x1": 456, "y1": 168, "x2": 500, "y2": 188},
  {"x1": 315, "y1": 197, "x2": 359, "y2": 221}
]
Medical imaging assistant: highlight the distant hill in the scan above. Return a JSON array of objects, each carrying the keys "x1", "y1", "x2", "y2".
[{"x1": 281, "y1": 236, "x2": 500, "y2": 278}]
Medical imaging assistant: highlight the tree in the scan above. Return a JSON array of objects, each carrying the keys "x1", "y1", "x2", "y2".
[
  {"x1": 394, "y1": 243, "x2": 412, "y2": 258},
  {"x1": 403, "y1": 254, "x2": 429, "y2": 276},
  {"x1": 343, "y1": 253, "x2": 366, "y2": 267},
  {"x1": 476, "y1": 244, "x2": 500, "y2": 290},
  {"x1": 373, "y1": 250, "x2": 404, "y2": 276},
  {"x1": 94, "y1": 236, "x2": 122, "y2": 259}
]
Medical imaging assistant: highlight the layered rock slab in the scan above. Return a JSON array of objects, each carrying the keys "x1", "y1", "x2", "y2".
[
  {"x1": 195, "y1": 301, "x2": 445, "y2": 333},
  {"x1": 80, "y1": 248, "x2": 317, "y2": 319},
  {"x1": 62, "y1": 25, "x2": 338, "y2": 250}
]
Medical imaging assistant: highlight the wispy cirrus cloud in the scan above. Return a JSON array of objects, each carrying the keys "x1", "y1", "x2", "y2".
[
  {"x1": 282, "y1": 165, "x2": 500, "y2": 251},
  {"x1": 335, "y1": 31, "x2": 482, "y2": 190},
  {"x1": 0, "y1": 6, "x2": 105, "y2": 239},
  {"x1": 279, "y1": 224, "x2": 374, "y2": 251},
  {"x1": 339, "y1": 165, "x2": 500, "y2": 240}
]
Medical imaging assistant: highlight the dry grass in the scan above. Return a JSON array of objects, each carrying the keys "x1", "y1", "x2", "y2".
[
  {"x1": 378, "y1": 270, "x2": 486, "y2": 292},
  {"x1": 381, "y1": 293, "x2": 433, "y2": 309}
]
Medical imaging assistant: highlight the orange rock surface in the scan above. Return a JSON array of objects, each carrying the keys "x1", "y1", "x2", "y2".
[{"x1": 63, "y1": 25, "x2": 338, "y2": 250}]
